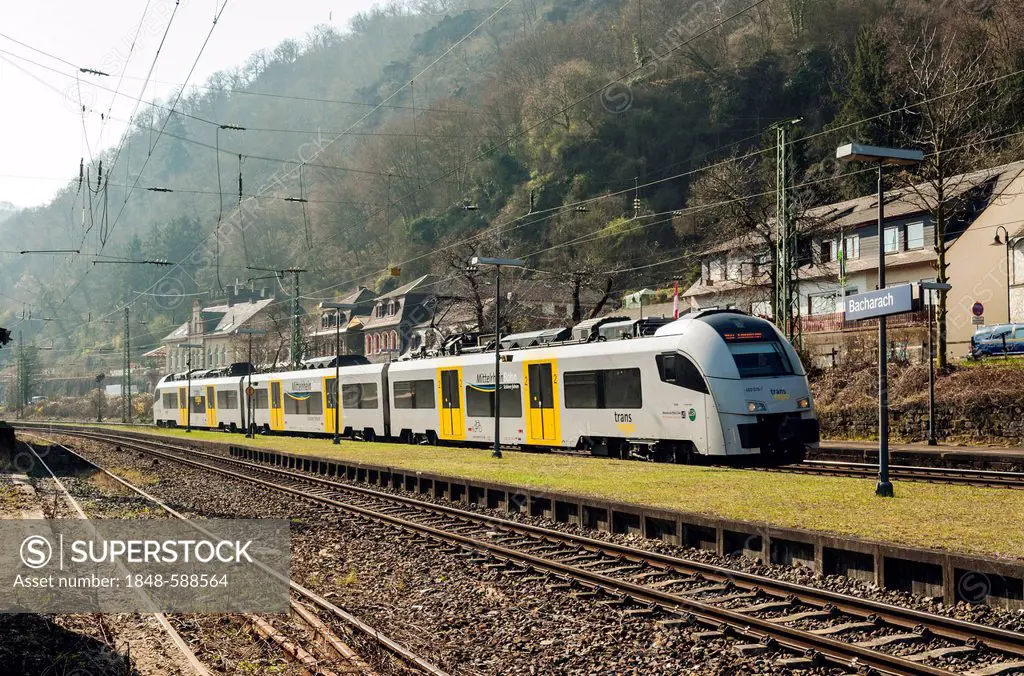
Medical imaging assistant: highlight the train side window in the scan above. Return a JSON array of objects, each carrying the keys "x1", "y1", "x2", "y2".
[
  {"x1": 564, "y1": 371, "x2": 599, "y2": 408},
  {"x1": 217, "y1": 391, "x2": 238, "y2": 409},
  {"x1": 656, "y1": 353, "x2": 708, "y2": 394},
  {"x1": 602, "y1": 368, "x2": 642, "y2": 408},
  {"x1": 190, "y1": 394, "x2": 205, "y2": 414},
  {"x1": 466, "y1": 384, "x2": 523, "y2": 417},
  {"x1": 343, "y1": 383, "x2": 379, "y2": 409},
  {"x1": 254, "y1": 389, "x2": 269, "y2": 409},
  {"x1": 394, "y1": 380, "x2": 435, "y2": 409},
  {"x1": 162, "y1": 393, "x2": 178, "y2": 409},
  {"x1": 564, "y1": 369, "x2": 642, "y2": 408},
  {"x1": 285, "y1": 392, "x2": 323, "y2": 415}
]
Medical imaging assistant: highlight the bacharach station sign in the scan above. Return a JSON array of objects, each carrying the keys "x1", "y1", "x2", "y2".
[{"x1": 844, "y1": 284, "x2": 915, "y2": 321}]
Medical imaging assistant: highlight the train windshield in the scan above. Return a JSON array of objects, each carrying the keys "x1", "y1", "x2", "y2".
[
  {"x1": 697, "y1": 312, "x2": 795, "y2": 378},
  {"x1": 727, "y1": 342, "x2": 793, "y2": 378}
]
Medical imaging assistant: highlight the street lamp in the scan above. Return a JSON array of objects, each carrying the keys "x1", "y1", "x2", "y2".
[
  {"x1": 470, "y1": 256, "x2": 526, "y2": 459},
  {"x1": 920, "y1": 281, "x2": 952, "y2": 446},
  {"x1": 993, "y1": 226, "x2": 1016, "y2": 323},
  {"x1": 235, "y1": 329, "x2": 266, "y2": 438},
  {"x1": 177, "y1": 343, "x2": 203, "y2": 433},
  {"x1": 95, "y1": 373, "x2": 105, "y2": 422},
  {"x1": 319, "y1": 302, "x2": 359, "y2": 444},
  {"x1": 836, "y1": 143, "x2": 924, "y2": 497}
]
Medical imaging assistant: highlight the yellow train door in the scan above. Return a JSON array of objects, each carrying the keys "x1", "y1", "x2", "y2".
[
  {"x1": 524, "y1": 359, "x2": 560, "y2": 445},
  {"x1": 206, "y1": 386, "x2": 217, "y2": 428},
  {"x1": 438, "y1": 368, "x2": 465, "y2": 441},
  {"x1": 269, "y1": 380, "x2": 284, "y2": 431},
  {"x1": 323, "y1": 376, "x2": 338, "y2": 434},
  {"x1": 178, "y1": 386, "x2": 187, "y2": 426}
]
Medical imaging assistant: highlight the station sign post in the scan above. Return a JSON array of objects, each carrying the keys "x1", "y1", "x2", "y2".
[
  {"x1": 843, "y1": 284, "x2": 915, "y2": 496},
  {"x1": 920, "y1": 282, "x2": 953, "y2": 446}
]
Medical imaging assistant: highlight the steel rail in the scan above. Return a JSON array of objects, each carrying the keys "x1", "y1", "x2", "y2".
[
  {"x1": 32, "y1": 427, "x2": 1022, "y2": 675},
  {"x1": 27, "y1": 425, "x2": 1024, "y2": 659},
  {"x1": 19, "y1": 430, "x2": 448, "y2": 676},
  {"x1": 18, "y1": 426, "x2": 1024, "y2": 651},
  {"x1": 768, "y1": 461, "x2": 1024, "y2": 489}
]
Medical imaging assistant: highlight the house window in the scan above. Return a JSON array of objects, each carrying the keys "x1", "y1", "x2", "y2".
[
  {"x1": 753, "y1": 251, "x2": 770, "y2": 277},
  {"x1": 906, "y1": 221, "x2": 924, "y2": 250},
  {"x1": 709, "y1": 256, "x2": 725, "y2": 282},
  {"x1": 884, "y1": 226, "x2": 899, "y2": 253},
  {"x1": 374, "y1": 334, "x2": 381, "y2": 353},
  {"x1": 843, "y1": 235, "x2": 860, "y2": 260},
  {"x1": 365, "y1": 335, "x2": 372, "y2": 354},
  {"x1": 820, "y1": 240, "x2": 834, "y2": 263},
  {"x1": 808, "y1": 293, "x2": 835, "y2": 316},
  {"x1": 391, "y1": 330, "x2": 399, "y2": 351}
]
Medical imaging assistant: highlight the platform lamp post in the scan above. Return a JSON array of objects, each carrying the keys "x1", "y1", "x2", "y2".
[
  {"x1": 318, "y1": 302, "x2": 359, "y2": 444},
  {"x1": 919, "y1": 282, "x2": 952, "y2": 446},
  {"x1": 836, "y1": 144, "x2": 924, "y2": 497},
  {"x1": 470, "y1": 256, "x2": 526, "y2": 459},
  {"x1": 177, "y1": 343, "x2": 203, "y2": 433},
  {"x1": 95, "y1": 373, "x2": 105, "y2": 422},
  {"x1": 236, "y1": 329, "x2": 266, "y2": 438},
  {"x1": 993, "y1": 226, "x2": 1016, "y2": 324}
]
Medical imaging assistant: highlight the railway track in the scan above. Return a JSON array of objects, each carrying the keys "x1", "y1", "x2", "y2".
[
  {"x1": 25, "y1": 425, "x2": 1024, "y2": 676},
  {"x1": 769, "y1": 461, "x2": 1024, "y2": 489},
  {"x1": 18, "y1": 431, "x2": 448, "y2": 676},
  {"x1": 16, "y1": 422, "x2": 1024, "y2": 489}
]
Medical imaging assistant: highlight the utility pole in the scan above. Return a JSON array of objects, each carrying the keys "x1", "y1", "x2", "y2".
[
  {"x1": 247, "y1": 265, "x2": 306, "y2": 368},
  {"x1": 288, "y1": 268, "x2": 305, "y2": 369},
  {"x1": 16, "y1": 330, "x2": 23, "y2": 420},
  {"x1": 773, "y1": 119, "x2": 802, "y2": 345},
  {"x1": 122, "y1": 306, "x2": 130, "y2": 423}
]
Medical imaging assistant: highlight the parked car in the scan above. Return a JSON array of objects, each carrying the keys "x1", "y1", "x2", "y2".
[{"x1": 970, "y1": 323, "x2": 1024, "y2": 358}]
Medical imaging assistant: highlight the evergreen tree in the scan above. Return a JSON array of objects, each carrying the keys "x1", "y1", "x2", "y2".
[{"x1": 833, "y1": 26, "x2": 893, "y2": 146}]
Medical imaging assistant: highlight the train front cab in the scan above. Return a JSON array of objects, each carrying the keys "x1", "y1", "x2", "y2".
[{"x1": 659, "y1": 312, "x2": 819, "y2": 465}]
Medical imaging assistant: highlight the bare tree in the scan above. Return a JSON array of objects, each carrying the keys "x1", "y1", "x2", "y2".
[
  {"x1": 231, "y1": 304, "x2": 292, "y2": 369},
  {"x1": 688, "y1": 150, "x2": 837, "y2": 320},
  {"x1": 894, "y1": 26, "x2": 996, "y2": 367}
]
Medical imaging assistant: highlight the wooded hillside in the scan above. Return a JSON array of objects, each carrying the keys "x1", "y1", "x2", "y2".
[{"x1": 4, "y1": 0, "x2": 1023, "y2": 369}]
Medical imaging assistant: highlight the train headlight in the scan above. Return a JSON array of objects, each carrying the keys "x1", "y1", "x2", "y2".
[
  {"x1": 746, "y1": 401, "x2": 767, "y2": 413},
  {"x1": 797, "y1": 397, "x2": 810, "y2": 409}
]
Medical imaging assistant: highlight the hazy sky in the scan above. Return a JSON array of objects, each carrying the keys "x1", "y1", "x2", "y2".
[{"x1": 0, "y1": 0, "x2": 380, "y2": 208}]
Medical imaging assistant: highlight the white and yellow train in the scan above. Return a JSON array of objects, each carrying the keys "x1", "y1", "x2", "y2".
[{"x1": 152, "y1": 310, "x2": 819, "y2": 464}]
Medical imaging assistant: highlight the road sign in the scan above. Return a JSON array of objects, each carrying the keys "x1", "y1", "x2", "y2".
[
  {"x1": 972, "y1": 302, "x2": 984, "y2": 317},
  {"x1": 844, "y1": 284, "x2": 914, "y2": 321},
  {"x1": 245, "y1": 386, "x2": 255, "y2": 397},
  {"x1": 972, "y1": 316, "x2": 984, "y2": 326}
]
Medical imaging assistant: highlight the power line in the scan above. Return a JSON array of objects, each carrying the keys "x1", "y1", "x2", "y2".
[
  {"x1": 97, "y1": 0, "x2": 156, "y2": 148},
  {"x1": 24, "y1": 0, "x2": 1024, "y2": 335},
  {"x1": 105, "y1": 0, "x2": 231, "y2": 247},
  {"x1": 66, "y1": 0, "x2": 520, "y2": 328}
]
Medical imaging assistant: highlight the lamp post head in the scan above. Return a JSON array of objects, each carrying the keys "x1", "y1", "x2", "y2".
[
  {"x1": 835, "y1": 143, "x2": 924, "y2": 166},
  {"x1": 470, "y1": 256, "x2": 526, "y2": 268}
]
